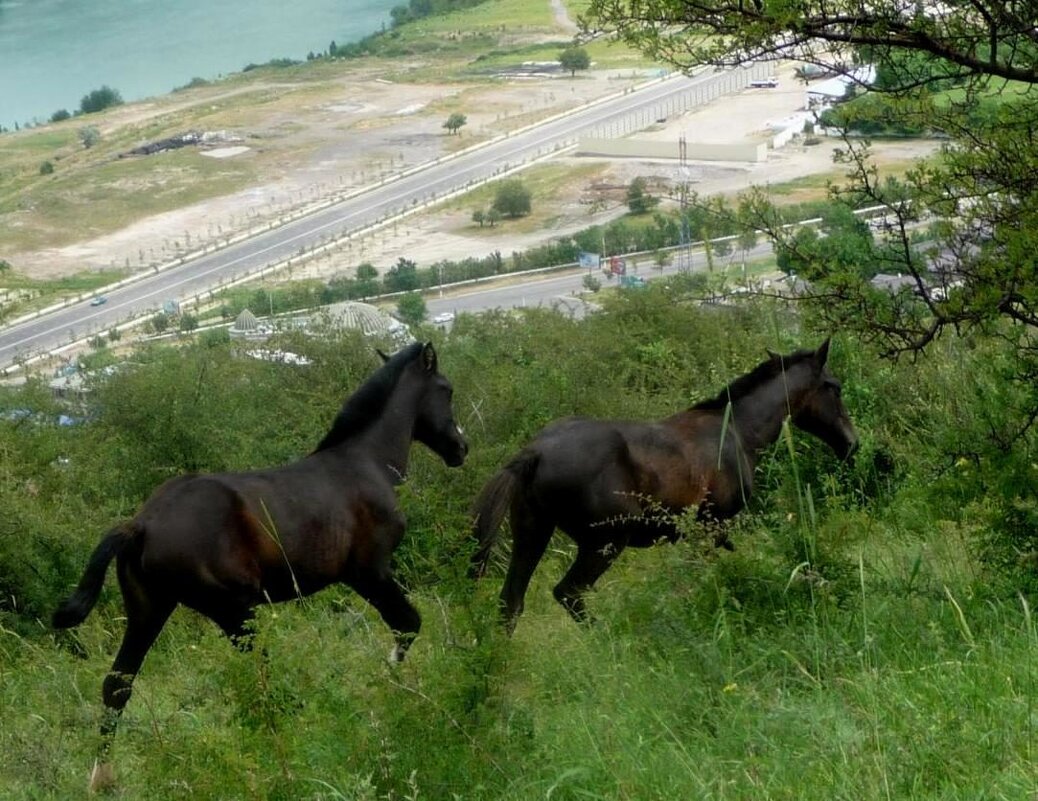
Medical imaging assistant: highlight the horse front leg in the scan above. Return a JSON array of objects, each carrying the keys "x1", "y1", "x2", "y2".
[{"x1": 347, "y1": 570, "x2": 421, "y2": 663}]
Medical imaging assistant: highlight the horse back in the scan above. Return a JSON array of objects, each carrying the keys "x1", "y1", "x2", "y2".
[{"x1": 524, "y1": 417, "x2": 700, "y2": 513}]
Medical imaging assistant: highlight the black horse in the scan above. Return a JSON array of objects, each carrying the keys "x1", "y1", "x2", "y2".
[
  {"x1": 470, "y1": 340, "x2": 857, "y2": 631},
  {"x1": 53, "y1": 342, "x2": 467, "y2": 790}
]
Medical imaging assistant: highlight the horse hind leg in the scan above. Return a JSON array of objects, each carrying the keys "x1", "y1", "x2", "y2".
[
  {"x1": 553, "y1": 540, "x2": 623, "y2": 625},
  {"x1": 499, "y1": 504, "x2": 554, "y2": 634},
  {"x1": 92, "y1": 558, "x2": 175, "y2": 792}
]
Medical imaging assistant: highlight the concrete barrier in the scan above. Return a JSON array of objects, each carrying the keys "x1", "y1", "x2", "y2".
[{"x1": 576, "y1": 137, "x2": 767, "y2": 163}]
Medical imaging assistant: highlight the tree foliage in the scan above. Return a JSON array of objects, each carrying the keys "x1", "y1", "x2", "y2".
[
  {"x1": 443, "y1": 112, "x2": 467, "y2": 135},
  {"x1": 492, "y1": 179, "x2": 532, "y2": 219},
  {"x1": 586, "y1": 0, "x2": 1038, "y2": 442},
  {"x1": 626, "y1": 176, "x2": 659, "y2": 214},
  {"x1": 396, "y1": 291, "x2": 427, "y2": 326},
  {"x1": 384, "y1": 257, "x2": 420, "y2": 292},
  {"x1": 559, "y1": 46, "x2": 591, "y2": 77},
  {"x1": 78, "y1": 85, "x2": 123, "y2": 115}
]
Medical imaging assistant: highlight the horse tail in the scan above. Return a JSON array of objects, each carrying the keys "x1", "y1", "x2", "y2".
[
  {"x1": 52, "y1": 523, "x2": 139, "y2": 629},
  {"x1": 469, "y1": 450, "x2": 539, "y2": 579}
]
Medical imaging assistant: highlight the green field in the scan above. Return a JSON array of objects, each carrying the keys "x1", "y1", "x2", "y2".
[{"x1": 2, "y1": 284, "x2": 1037, "y2": 798}]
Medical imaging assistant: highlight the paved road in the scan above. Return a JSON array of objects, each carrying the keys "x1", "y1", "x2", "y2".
[
  {"x1": 424, "y1": 241, "x2": 778, "y2": 322},
  {"x1": 0, "y1": 69, "x2": 755, "y2": 371}
]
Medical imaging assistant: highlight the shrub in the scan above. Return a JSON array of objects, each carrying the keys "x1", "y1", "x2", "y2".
[{"x1": 78, "y1": 85, "x2": 123, "y2": 115}]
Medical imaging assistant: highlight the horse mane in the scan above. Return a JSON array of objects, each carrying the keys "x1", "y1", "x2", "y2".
[
  {"x1": 692, "y1": 348, "x2": 817, "y2": 410},
  {"x1": 313, "y1": 342, "x2": 425, "y2": 452}
]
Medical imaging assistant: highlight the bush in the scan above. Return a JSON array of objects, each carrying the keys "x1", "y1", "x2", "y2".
[
  {"x1": 78, "y1": 85, "x2": 123, "y2": 115},
  {"x1": 77, "y1": 126, "x2": 100, "y2": 149},
  {"x1": 492, "y1": 179, "x2": 532, "y2": 218}
]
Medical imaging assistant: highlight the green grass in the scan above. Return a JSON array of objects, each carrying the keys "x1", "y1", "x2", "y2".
[
  {"x1": 5, "y1": 529, "x2": 1037, "y2": 799},
  {"x1": 399, "y1": 0, "x2": 559, "y2": 37},
  {"x1": 2, "y1": 299, "x2": 1038, "y2": 798}
]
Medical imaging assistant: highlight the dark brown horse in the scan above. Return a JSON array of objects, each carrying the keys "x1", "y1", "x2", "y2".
[
  {"x1": 470, "y1": 340, "x2": 857, "y2": 631},
  {"x1": 53, "y1": 342, "x2": 467, "y2": 790}
]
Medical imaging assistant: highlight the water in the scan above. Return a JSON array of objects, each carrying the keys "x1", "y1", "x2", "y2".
[{"x1": 0, "y1": 0, "x2": 395, "y2": 129}]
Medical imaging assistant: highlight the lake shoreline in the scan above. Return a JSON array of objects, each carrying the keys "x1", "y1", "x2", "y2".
[{"x1": 1, "y1": 0, "x2": 398, "y2": 129}]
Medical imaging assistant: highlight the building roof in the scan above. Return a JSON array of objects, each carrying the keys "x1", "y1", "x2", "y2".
[
  {"x1": 232, "y1": 308, "x2": 259, "y2": 332},
  {"x1": 325, "y1": 302, "x2": 407, "y2": 337}
]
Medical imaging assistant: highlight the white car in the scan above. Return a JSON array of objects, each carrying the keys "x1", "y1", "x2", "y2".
[{"x1": 432, "y1": 312, "x2": 455, "y2": 324}]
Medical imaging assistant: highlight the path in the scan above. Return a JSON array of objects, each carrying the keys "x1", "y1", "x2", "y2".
[{"x1": 551, "y1": 0, "x2": 579, "y2": 34}]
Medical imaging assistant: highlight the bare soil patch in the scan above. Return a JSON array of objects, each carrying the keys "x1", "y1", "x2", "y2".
[
  {"x1": 5, "y1": 64, "x2": 648, "y2": 279},
  {"x1": 5, "y1": 58, "x2": 939, "y2": 284},
  {"x1": 290, "y1": 63, "x2": 941, "y2": 281}
]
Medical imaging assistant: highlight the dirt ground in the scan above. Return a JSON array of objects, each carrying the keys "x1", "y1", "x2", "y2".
[
  {"x1": 15, "y1": 59, "x2": 941, "y2": 282},
  {"x1": 287, "y1": 62, "x2": 940, "y2": 280}
]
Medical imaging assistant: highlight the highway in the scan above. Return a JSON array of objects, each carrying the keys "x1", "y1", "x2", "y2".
[{"x1": 0, "y1": 69, "x2": 754, "y2": 371}]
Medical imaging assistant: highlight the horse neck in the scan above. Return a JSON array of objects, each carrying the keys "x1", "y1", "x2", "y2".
[
  {"x1": 335, "y1": 375, "x2": 423, "y2": 484},
  {"x1": 728, "y1": 367, "x2": 809, "y2": 457}
]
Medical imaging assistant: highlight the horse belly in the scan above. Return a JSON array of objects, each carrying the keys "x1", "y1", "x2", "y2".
[{"x1": 256, "y1": 518, "x2": 354, "y2": 600}]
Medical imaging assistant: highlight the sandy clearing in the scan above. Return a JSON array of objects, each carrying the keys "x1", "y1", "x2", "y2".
[
  {"x1": 287, "y1": 62, "x2": 941, "y2": 281},
  {"x1": 8, "y1": 67, "x2": 650, "y2": 279},
  {"x1": 9, "y1": 60, "x2": 940, "y2": 284}
]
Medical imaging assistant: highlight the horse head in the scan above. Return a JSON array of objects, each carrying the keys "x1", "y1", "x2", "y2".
[
  {"x1": 410, "y1": 343, "x2": 468, "y2": 467},
  {"x1": 789, "y1": 339, "x2": 858, "y2": 460}
]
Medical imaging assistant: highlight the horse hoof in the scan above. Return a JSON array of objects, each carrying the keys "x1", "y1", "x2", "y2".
[{"x1": 89, "y1": 760, "x2": 116, "y2": 793}]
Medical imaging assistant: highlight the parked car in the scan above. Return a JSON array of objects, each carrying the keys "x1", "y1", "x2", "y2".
[
  {"x1": 432, "y1": 311, "x2": 455, "y2": 324},
  {"x1": 620, "y1": 275, "x2": 647, "y2": 289}
]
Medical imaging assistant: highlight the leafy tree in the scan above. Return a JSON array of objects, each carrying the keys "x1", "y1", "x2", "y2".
[
  {"x1": 39, "y1": 161, "x2": 54, "y2": 176},
  {"x1": 559, "y1": 46, "x2": 591, "y2": 77},
  {"x1": 349, "y1": 262, "x2": 380, "y2": 298},
  {"x1": 443, "y1": 112, "x2": 467, "y2": 135},
  {"x1": 472, "y1": 209, "x2": 486, "y2": 228},
  {"x1": 384, "y1": 257, "x2": 420, "y2": 292},
  {"x1": 79, "y1": 85, "x2": 123, "y2": 115},
  {"x1": 485, "y1": 208, "x2": 502, "y2": 227},
  {"x1": 150, "y1": 312, "x2": 170, "y2": 334},
  {"x1": 179, "y1": 314, "x2": 199, "y2": 332},
  {"x1": 586, "y1": 0, "x2": 1038, "y2": 442},
  {"x1": 775, "y1": 205, "x2": 879, "y2": 280},
  {"x1": 356, "y1": 263, "x2": 379, "y2": 282},
  {"x1": 78, "y1": 126, "x2": 100, "y2": 149},
  {"x1": 396, "y1": 291, "x2": 427, "y2": 326},
  {"x1": 49, "y1": 109, "x2": 70, "y2": 123},
  {"x1": 492, "y1": 180, "x2": 532, "y2": 219},
  {"x1": 626, "y1": 177, "x2": 659, "y2": 214},
  {"x1": 737, "y1": 226, "x2": 758, "y2": 267}
]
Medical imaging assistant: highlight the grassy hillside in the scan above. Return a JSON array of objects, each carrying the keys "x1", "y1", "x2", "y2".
[{"x1": 1, "y1": 285, "x2": 1036, "y2": 798}]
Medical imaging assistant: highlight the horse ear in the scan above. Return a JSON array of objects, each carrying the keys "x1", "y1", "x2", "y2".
[
  {"x1": 376, "y1": 349, "x2": 390, "y2": 363},
  {"x1": 421, "y1": 342, "x2": 437, "y2": 372},
  {"x1": 815, "y1": 338, "x2": 831, "y2": 366}
]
